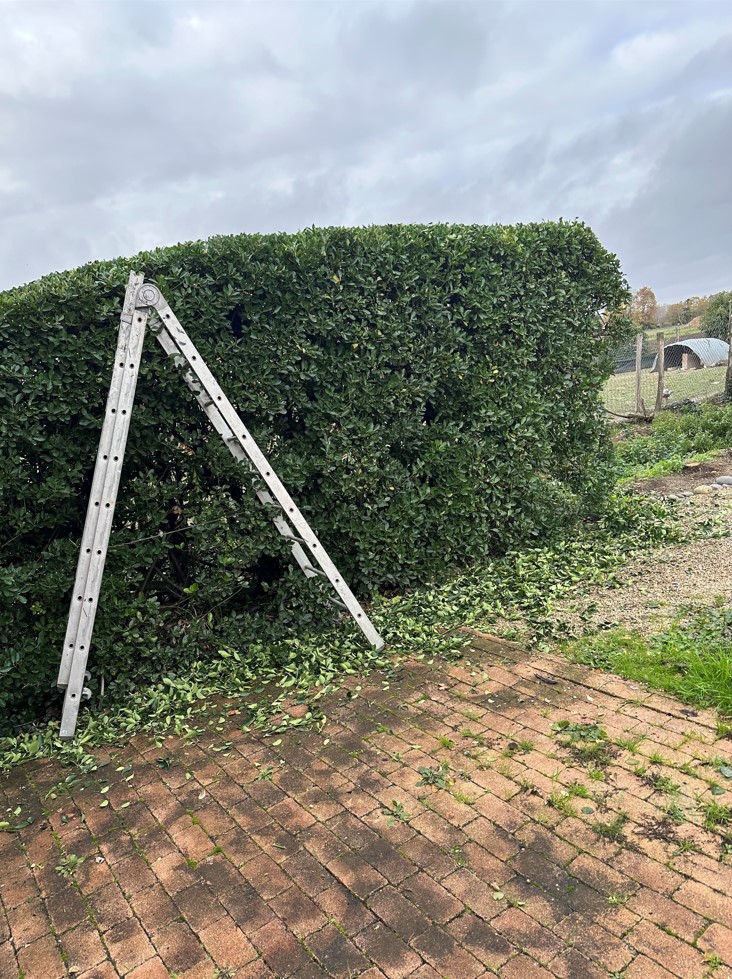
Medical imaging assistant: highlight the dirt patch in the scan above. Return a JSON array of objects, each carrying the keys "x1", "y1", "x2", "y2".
[{"x1": 635, "y1": 451, "x2": 732, "y2": 495}]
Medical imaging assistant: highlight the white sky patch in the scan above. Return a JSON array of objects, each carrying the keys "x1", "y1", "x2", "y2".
[
  {"x1": 0, "y1": 166, "x2": 24, "y2": 195},
  {"x1": 612, "y1": 29, "x2": 681, "y2": 70}
]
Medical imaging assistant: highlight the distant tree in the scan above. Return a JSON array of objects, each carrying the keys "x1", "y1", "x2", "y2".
[
  {"x1": 661, "y1": 295, "x2": 710, "y2": 327},
  {"x1": 701, "y1": 291, "x2": 732, "y2": 340},
  {"x1": 630, "y1": 286, "x2": 658, "y2": 327},
  {"x1": 664, "y1": 301, "x2": 686, "y2": 325},
  {"x1": 681, "y1": 296, "x2": 710, "y2": 322}
]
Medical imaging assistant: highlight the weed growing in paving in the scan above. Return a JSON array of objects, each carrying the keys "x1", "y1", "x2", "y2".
[
  {"x1": 382, "y1": 801, "x2": 411, "y2": 826},
  {"x1": 663, "y1": 801, "x2": 686, "y2": 825},
  {"x1": 614, "y1": 735, "x2": 645, "y2": 754},
  {"x1": 593, "y1": 812, "x2": 628, "y2": 842},
  {"x1": 703, "y1": 953, "x2": 724, "y2": 976},
  {"x1": 450, "y1": 846, "x2": 468, "y2": 867},
  {"x1": 644, "y1": 771, "x2": 680, "y2": 795},
  {"x1": 55, "y1": 853, "x2": 85, "y2": 878},
  {"x1": 552, "y1": 721, "x2": 614, "y2": 767},
  {"x1": 548, "y1": 791, "x2": 577, "y2": 817},
  {"x1": 702, "y1": 801, "x2": 732, "y2": 831},
  {"x1": 417, "y1": 762, "x2": 451, "y2": 789}
]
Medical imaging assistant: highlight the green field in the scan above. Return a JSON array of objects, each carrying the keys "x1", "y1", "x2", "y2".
[
  {"x1": 604, "y1": 365, "x2": 726, "y2": 415},
  {"x1": 644, "y1": 321, "x2": 705, "y2": 343}
]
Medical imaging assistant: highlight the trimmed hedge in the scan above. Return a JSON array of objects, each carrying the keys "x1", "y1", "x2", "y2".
[{"x1": 0, "y1": 222, "x2": 629, "y2": 729}]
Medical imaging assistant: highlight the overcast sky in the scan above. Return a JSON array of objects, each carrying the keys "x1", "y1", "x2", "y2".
[{"x1": 1, "y1": 0, "x2": 730, "y2": 303}]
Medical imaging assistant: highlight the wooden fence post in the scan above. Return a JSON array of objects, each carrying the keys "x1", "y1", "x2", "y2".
[
  {"x1": 635, "y1": 332, "x2": 644, "y2": 416},
  {"x1": 726, "y1": 300, "x2": 732, "y2": 399},
  {"x1": 655, "y1": 332, "x2": 665, "y2": 413}
]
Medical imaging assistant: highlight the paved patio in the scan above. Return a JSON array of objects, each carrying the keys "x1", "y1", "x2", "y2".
[{"x1": 3, "y1": 633, "x2": 732, "y2": 979}]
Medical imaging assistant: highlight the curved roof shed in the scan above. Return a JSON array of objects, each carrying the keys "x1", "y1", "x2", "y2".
[{"x1": 653, "y1": 338, "x2": 729, "y2": 371}]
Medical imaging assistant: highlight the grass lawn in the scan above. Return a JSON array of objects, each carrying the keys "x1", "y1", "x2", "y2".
[
  {"x1": 604, "y1": 365, "x2": 726, "y2": 415},
  {"x1": 569, "y1": 607, "x2": 732, "y2": 717}
]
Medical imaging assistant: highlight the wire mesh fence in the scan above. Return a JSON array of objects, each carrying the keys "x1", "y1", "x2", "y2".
[{"x1": 603, "y1": 331, "x2": 730, "y2": 419}]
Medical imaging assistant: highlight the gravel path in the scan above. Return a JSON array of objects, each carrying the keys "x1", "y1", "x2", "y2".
[{"x1": 555, "y1": 487, "x2": 732, "y2": 637}]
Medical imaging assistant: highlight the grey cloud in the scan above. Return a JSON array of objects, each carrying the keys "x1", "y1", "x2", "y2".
[
  {"x1": 602, "y1": 96, "x2": 732, "y2": 300},
  {"x1": 0, "y1": 0, "x2": 730, "y2": 303}
]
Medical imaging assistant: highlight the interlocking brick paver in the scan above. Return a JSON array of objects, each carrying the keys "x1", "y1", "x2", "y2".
[
  {"x1": 674, "y1": 879, "x2": 732, "y2": 928},
  {"x1": 61, "y1": 922, "x2": 108, "y2": 972},
  {"x1": 221, "y1": 881, "x2": 277, "y2": 933},
  {"x1": 628, "y1": 919, "x2": 709, "y2": 979},
  {"x1": 271, "y1": 885, "x2": 327, "y2": 937},
  {"x1": 549, "y1": 947, "x2": 608, "y2": 979},
  {"x1": 613, "y1": 848, "x2": 684, "y2": 896},
  {"x1": 447, "y1": 911, "x2": 513, "y2": 970},
  {"x1": 356, "y1": 923, "x2": 422, "y2": 978},
  {"x1": 401, "y1": 871, "x2": 463, "y2": 924},
  {"x1": 492, "y1": 906, "x2": 564, "y2": 965},
  {"x1": 199, "y1": 914, "x2": 258, "y2": 967},
  {"x1": 235, "y1": 961, "x2": 278, "y2": 979},
  {"x1": 252, "y1": 918, "x2": 314, "y2": 975},
  {"x1": 0, "y1": 939, "x2": 16, "y2": 979},
  {"x1": 116, "y1": 853, "x2": 160, "y2": 895},
  {"x1": 16, "y1": 934, "x2": 66, "y2": 979},
  {"x1": 126, "y1": 958, "x2": 171, "y2": 979},
  {"x1": 129, "y1": 882, "x2": 179, "y2": 931},
  {"x1": 242, "y1": 851, "x2": 294, "y2": 899},
  {"x1": 105, "y1": 916, "x2": 157, "y2": 973},
  {"x1": 628, "y1": 886, "x2": 707, "y2": 943},
  {"x1": 328, "y1": 851, "x2": 387, "y2": 900},
  {"x1": 624, "y1": 953, "x2": 681, "y2": 978},
  {"x1": 76, "y1": 962, "x2": 125, "y2": 979},
  {"x1": 412, "y1": 924, "x2": 483, "y2": 978},
  {"x1": 151, "y1": 919, "x2": 210, "y2": 974},
  {"x1": 45, "y1": 881, "x2": 90, "y2": 934},
  {"x1": 174, "y1": 882, "x2": 228, "y2": 931},
  {"x1": 7, "y1": 896, "x2": 51, "y2": 946},
  {"x1": 368, "y1": 885, "x2": 431, "y2": 941},
  {"x1": 699, "y1": 922, "x2": 732, "y2": 965},
  {"x1": 308, "y1": 923, "x2": 371, "y2": 976},
  {"x1": 6, "y1": 635, "x2": 732, "y2": 978}
]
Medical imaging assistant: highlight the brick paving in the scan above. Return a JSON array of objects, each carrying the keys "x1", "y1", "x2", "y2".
[{"x1": 3, "y1": 632, "x2": 732, "y2": 978}]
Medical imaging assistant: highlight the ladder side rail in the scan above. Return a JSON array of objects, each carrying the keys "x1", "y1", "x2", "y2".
[
  {"x1": 154, "y1": 321, "x2": 315, "y2": 576},
  {"x1": 59, "y1": 304, "x2": 152, "y2": 738},
  {"x1": 58, "y1": 272, "x2": 144, "y2": 688},
  {"x1": 149, "y1": 295, "x2": 384, "y2": 650}
]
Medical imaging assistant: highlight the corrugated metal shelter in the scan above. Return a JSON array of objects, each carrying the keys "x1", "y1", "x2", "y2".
[{"x1": 653, "y1": 338, "x2": 729, "y2": 371}]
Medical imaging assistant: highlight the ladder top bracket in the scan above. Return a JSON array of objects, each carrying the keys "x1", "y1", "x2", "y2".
[{"x1": 135, "y1": 282, "x2": 163, "y2": 309}]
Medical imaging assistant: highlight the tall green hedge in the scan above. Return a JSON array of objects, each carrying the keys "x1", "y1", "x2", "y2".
[{"x1": 0, "y1": 222, "x2": 629, "y2": 730}]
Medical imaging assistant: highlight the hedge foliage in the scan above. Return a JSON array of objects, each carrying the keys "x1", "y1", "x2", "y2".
[{"x1": 0, "y1": 222, "x2": 630, "y2": 731}]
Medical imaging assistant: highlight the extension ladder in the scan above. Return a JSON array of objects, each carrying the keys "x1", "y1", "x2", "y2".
[{"x1": 57, "y1": 273, "x2": 384, "y2": 739}]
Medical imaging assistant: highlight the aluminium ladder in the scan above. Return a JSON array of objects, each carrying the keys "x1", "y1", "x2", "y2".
[{"x1": 57, "y1": 273, "x2": 384, "y2": 739}]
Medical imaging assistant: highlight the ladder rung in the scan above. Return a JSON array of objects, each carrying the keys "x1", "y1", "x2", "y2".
[
  {"x1": 284, "y1": 534, "x2": 307, "y2": 545},
  {"x1": 326, "y1": 595, "x2": 348, "y2": 611},
  {"x1": 303, "y1": 564, "x2": 327, "y2": 577}
]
